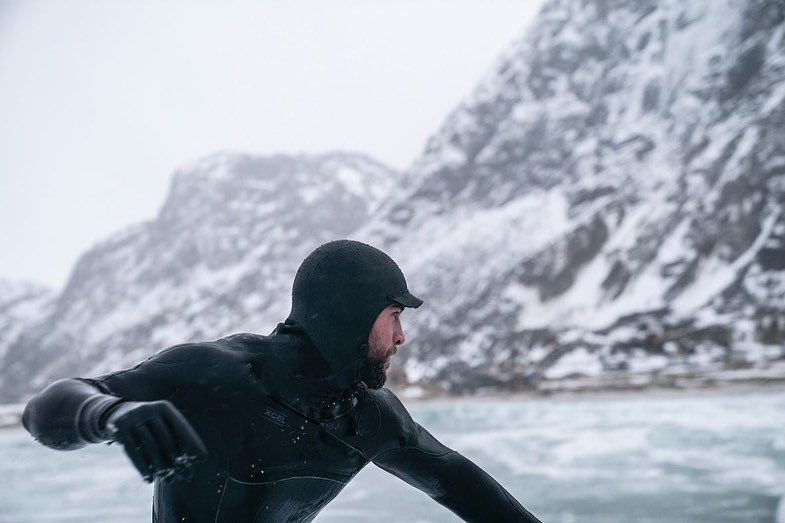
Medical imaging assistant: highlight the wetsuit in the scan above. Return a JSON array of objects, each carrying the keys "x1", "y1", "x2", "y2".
[
  {"x1": 23, "y1": 324, "x2": 540, "y2": 522},
  {"x1": 23, "y1": 239, "x2": 542, "y2": 522}
]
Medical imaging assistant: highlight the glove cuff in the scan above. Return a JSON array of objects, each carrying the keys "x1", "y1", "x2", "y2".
[{"x1": 76, "y1": 394, "x2": 126, "y2": 443}]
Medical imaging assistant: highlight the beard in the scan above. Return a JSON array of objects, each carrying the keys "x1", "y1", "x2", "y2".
[{"x1": 360, "y1": 353, "x2": 387, "y2": 389}]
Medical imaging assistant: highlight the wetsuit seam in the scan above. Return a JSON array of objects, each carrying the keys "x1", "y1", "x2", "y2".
[
  {"x1": 213, "y1": 476, "x2": 230, "y2": 523},
  {"x1": 372, "y1": 446, "x2": 455, "y2": 462},
  {"x1": 242, "y1": 466, "x2": 352, "y2": 482},
  {"x1": 321, "y1": 429, "x2": 372, "y2": 461},
  {"x1": 227, "y1": 475, "x2": 347, "y2": 486}
]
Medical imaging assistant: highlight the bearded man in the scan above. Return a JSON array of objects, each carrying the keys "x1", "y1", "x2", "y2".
[{"x1": 23, "y1": 239, "x2": 541, "y2": 522}]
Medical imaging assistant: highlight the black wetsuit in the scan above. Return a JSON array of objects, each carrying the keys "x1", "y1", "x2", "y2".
[{"x1": 24, "y1": 323, "x2": 541, "y2": 522}]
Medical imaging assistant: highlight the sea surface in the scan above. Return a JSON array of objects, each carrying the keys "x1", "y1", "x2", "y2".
[{"x1": 2, "y1": 389, "x2": 784, "y2": 522}]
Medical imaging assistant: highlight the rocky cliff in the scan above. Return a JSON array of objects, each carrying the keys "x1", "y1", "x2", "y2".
[{"x1": 355, "y1": 0, "x2": 785, "y2": 391}]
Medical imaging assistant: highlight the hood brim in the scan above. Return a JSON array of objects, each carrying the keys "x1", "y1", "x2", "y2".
[{"x1": 388, "y1": 289, "x2": 423, "y2": 309}]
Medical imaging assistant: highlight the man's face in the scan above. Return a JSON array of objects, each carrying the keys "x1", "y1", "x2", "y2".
[{"x1": 361, "y1": 304, "x2": 406, "y2": 389}]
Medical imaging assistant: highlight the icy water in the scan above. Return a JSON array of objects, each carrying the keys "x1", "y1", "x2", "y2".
[{"x1": 2, "y1": 389, "x2": 785, "y2": 522}]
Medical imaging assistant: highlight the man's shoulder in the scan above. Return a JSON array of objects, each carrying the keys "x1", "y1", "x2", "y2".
[
  {"x1": 366, "y1": 387, "x2": 416, "y2": 431},
  {"x1": 161, "y1": 332, "x2": 273, "y2": 357},
  {"x1": 213, "y1": 332, "x2": 276, "y2": 356},
  {"x1": 367, "y1": 387, "x2": 409, "y2": 415},
  {"x1": 142, "y1": 333, "x2": 276, "y2": 374},
  {"x1": 362, "y1": 387, "x2": 449, "y2": 458},
  {"x1": 215, "y1": 332, "x2": 270, "y2": 346},
  {"x1": 364, "y1": 387, "x2": 452, "y2": 459},
  {"x1": 90, "y1": 333, "x2": 280, "y2": 399}
]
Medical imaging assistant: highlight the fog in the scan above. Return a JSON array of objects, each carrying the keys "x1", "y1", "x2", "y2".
[{"x1": 0, "y1": 0, "x2": 543, "y2": 289}]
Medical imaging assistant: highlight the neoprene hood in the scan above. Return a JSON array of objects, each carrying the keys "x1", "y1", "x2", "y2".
[{"x1": 285, "y1": 239, "x2": 422, "y2": 381}]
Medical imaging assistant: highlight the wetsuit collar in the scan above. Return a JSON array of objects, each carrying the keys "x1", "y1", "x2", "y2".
[
  {"x1": 274, "y1": 320, "x2": 364, "y2": 388},
  {"x1": 269, "y1": 321, "x2": 363, "y2": 417}
]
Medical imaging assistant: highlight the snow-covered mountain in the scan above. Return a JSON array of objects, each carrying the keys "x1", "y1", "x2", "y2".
[
  {"x1": 2, "y1": 0, "x2": 784, "y2": 401},
  {"x1": 0, "y1": 280, "x2": 55, "y2": 363},
  {"x1": 0, "y1": 152, "x2": 396, "y2": 399},
  {"x1": 354, "y1": 0, "x2": 785, "y2": 390}
]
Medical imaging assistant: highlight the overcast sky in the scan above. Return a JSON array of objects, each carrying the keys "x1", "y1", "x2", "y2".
[{"x1": 0, "y1": 0, "x2": 544, "y2": 290}]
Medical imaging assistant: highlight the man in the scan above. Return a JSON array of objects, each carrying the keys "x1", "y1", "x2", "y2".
[{"x1": 23, "y1": 239, "x2": 541, "y2": 522}]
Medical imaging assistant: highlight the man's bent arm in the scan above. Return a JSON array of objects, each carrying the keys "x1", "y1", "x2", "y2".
[
  {"x1": 22, "y1": 378, "x2": 125, "y2": 450},
  {"x1": 374, "y1": 443, "x2": 542, "y2": 522},
  {"x1": 22, "y1": 344, "x2": 211, "y2": 482}
]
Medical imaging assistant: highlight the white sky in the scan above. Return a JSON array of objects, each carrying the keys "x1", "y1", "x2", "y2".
[{"x1": 0, "y1": 0, "x2": 544, "y2": 291}]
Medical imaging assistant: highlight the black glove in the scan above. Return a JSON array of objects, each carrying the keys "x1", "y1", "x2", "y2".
[{"x1": 103, "y1": 400, "x2": 208, "y2": 483}]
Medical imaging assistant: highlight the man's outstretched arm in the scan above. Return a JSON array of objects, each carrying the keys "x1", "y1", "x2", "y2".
[
  {"x1": 373, "y1": 438, "x2": 542, "y2": 522},
  {"x1": 369, "y1": 389, "x2": 541, "y2": 522}
]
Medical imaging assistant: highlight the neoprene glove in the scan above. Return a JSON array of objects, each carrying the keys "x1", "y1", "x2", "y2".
[{"x1": 103, "y1": 400, "x2": 208, "y2": 483}]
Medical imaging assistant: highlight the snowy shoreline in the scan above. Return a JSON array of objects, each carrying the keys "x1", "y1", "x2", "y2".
[
  {"x1": 404, "y1": 377, "x2": 785, "y2": 405},
  {"x1": 396, "y1": 368, "x2": 785, "y2": 405}
]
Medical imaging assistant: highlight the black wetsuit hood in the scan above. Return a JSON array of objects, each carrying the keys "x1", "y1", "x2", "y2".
[{"x1": 284, "y1": 239, "x2": 422, "y2": 391}]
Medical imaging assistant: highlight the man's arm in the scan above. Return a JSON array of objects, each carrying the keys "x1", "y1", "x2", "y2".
[
  {"x1": 22, "y1": 343, "x2": 209, "y2": 482},
  {"x1": 373, "y1": 432, "x2": 542, "y2": 522},
  {"x1": 370, "y1": 389, "x2": 542, "y2": 522}
]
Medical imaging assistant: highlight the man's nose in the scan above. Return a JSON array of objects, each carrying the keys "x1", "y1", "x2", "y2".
[{"x1": 395, "y1": 328, "x2": 405, "y2": 346}]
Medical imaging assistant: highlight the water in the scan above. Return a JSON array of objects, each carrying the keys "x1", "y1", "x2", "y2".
[{"x1": 2, "y1": 389, "x2": 784, "y2": 522}]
